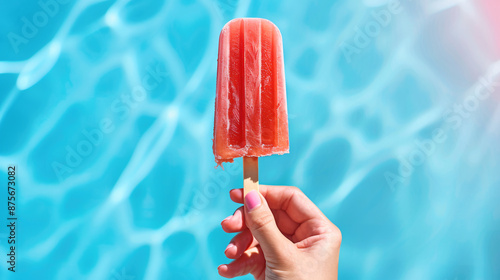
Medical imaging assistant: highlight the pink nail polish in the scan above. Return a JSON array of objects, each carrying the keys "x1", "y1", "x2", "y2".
[
  {"x1": 221, "y1": 215, "x2": 232, "y2": 223},
  {"x1": 218, "y1": 264, "x2": 227, "y2": 273},
  {"x1": 225, "y1": 243, "x2": 235, "y2": 253},
  {"x1": 245, "y1": 190, "x2": 261, "y2": 211}
]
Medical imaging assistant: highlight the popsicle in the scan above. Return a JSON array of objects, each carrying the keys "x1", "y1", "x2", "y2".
[{"x1": 213, "y1": 18, "x2": 289, "y2": 195}]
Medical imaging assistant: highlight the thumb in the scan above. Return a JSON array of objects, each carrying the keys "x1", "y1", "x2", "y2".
[{"x1": 244, "y1": 190, "x2": 291, "y2": 259}]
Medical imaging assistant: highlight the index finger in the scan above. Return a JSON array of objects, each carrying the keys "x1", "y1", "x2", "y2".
[{"x1": 229, "y1": 185, "x2": 326, "y2": 224}]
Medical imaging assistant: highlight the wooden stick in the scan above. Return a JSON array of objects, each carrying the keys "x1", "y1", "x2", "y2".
[{"x1": 243, "y1": 157, "x2": 259, "y2": 196}]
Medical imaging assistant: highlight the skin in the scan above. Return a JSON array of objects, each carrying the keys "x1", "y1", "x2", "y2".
[{"x1": 218, "y1": 185, "x2": 342, "y2": 280}]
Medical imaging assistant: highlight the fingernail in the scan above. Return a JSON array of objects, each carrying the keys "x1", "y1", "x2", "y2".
[
  {"x1": 225, "y1": 243, "x2": 235, "y2": 253},
  {"x1": 218, "y1": 264, "x2": 227, "y2": 273},
  {"x1": 245, "y1": 190, "x2": 261, "y2": 211},
  {"x1": 221, "y1": 215, "x2": 232, "y2": 223}
]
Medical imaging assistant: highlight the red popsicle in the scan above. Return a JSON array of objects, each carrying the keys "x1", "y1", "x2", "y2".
[{"x1": 213, "y1": 18, "x2": 289, "y2": 195}]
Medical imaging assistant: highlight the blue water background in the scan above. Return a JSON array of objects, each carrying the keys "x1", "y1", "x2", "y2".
[{"x1": 0, "y1": 0, "x2": 499, "y2": 279}]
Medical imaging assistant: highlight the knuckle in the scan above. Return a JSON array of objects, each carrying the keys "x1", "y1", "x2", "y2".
[
  {"x1": 290, "y1": 186, "x2": 302, "y2": 194},
  {"x1": 288, "y1": 186, "x2": 305, "y2": 199},
  {"x1": 250, "y1": 212, "x2": 275, "y2": 232},
  {"x1": 329, "y1": 224, "x2": 342, "y2": 247}
]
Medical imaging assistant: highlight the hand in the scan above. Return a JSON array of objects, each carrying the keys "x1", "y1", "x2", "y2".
[{"x1": 218, "y1": 185, "x2": 342, "y2": 280}]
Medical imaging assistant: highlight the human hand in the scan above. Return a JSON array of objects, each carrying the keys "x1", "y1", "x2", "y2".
[{"x1": 218, "y1": 185, "x2": 342, "y2": 280}]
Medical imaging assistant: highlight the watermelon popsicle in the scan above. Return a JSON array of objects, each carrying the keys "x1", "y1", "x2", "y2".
[{"x1": 213, "y1": 18, "x2": 289, "y2": 195}]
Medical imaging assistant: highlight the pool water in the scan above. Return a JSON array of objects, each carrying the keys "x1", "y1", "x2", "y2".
[{"x1": 0, "y1": 0, "x2": 499, "y2": 279}]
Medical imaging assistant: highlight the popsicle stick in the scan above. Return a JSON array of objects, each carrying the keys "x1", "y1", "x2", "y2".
[{"x1": 243, "y1": 157, "x2": 259, "y2": 196}]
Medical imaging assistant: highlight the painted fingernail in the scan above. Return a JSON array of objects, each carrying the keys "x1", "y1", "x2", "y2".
[
  {"x1": 225, "y1": 243, "x2": 235, "y2": 254},
  {"x1": 245, "y1": 190, "x2": 261, "y2": 211},
  {"x1": 221, "y1": 215, "x2": 232, "y2": 223},
  {"x1": 218, "y1": 264, "x2": 228, "y2": 273}
]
